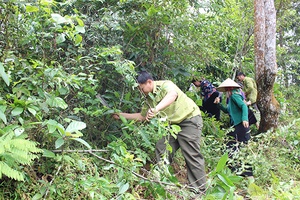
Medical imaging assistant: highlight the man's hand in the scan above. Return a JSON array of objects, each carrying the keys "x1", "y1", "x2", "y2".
[
  {"x1": 112, "y1": 113, "x2": 120, "y2": 120},
  {"x1": 146, "y1": 108, "x2": 157, "y2": 121}
]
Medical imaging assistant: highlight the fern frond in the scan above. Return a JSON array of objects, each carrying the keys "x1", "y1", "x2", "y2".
[
  {"x1": 0, "y1": 161, "x2": 24, "y2": 181},
  {"x1": 0, "y1": 130, "x2": 42, "y2": 181},
  {"x1": 10, "y1": 139, "x2": 42, "y2": 153},
  {"x1": 4, "y1": 150, "x2": 39, "y2": 165}
]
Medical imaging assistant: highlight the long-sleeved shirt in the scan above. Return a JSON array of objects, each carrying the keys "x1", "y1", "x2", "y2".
[
  {"x1": 243, "y1": 77, "x2": 257, "y2": 104},
  {"x1": 218, "y1": 89, "x2": 248, "y2": 126}
]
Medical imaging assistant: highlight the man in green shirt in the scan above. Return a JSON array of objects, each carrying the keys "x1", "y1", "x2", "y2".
[
  {"x1": 237, "y1": 72, "x2": 261, "y2": 128},
  {"x1": 113, "y1": 71, "x2": 206, "y2": 193}
]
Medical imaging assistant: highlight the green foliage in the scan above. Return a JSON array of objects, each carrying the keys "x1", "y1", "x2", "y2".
[
  {"x1": 0, "y1": 125, "x2": 42, "y2": 181},
  {"x1": 206, "y1": 153, "x2": 244, "y2": 200},
  {"x1": 0, "y1": 0, "x2": 299, "y2": 199}
]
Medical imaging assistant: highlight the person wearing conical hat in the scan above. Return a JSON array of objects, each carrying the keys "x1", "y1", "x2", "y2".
[{"x1": 214, "y1": 78, "x2": 253, "y2": 178}]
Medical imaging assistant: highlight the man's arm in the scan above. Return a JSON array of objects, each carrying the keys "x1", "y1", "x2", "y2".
[
  {"x1": 156, "y1": 90, "x2": 178, "y2": 111},
  {"x1": 146, "y1": 90, "x2": 178, "y2": 120},
  {"x1": 113, "y1": 112, "x2": 146, "y2": 121}
]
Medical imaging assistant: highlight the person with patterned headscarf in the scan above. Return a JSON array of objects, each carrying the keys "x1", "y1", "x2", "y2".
[{"x1": 199, "y1": 80, "x2": 222, "y2": 121}]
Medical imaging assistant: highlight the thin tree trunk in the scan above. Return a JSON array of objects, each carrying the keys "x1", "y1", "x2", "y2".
[{"x1": 255, "y1": 0, "x2": 280, "y2": 133}]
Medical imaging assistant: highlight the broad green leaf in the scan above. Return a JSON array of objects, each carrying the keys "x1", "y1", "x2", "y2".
[
  {"x1": 56, "y1": 33, "x2": 66, "y2": 44},
  {"x1": 55, "y1": 138, "x2": 65, "y2": 149},
  {"x1": 215, "y1": 153, "x2": 228, "y2": 173},
  {"x1": 171, "y1": 132, "x2": 177, "y2": 139},
  {"x1": 66, "y1": 121, "x2": 86, "y2": 133},
  {"x1": 171, "y1": 124, "x2": 181, "y2": 133},
  {"x1": 28, "y1": 107, "x2": 36, "y2": 116},
  {"x1": 42, "y1": 149, "x2": 56, "y2": 158},
  {"x1": 0, "y1": 109, "x2": 7, "y2": 124},
  {"x1": 49, "y1": 131, "x2": 61, "y2": 139},
  {"x1": 75, "y1": 26, "x2": 85, "y2": 33},
  {"x1": 119, "y1": 115, "x2": 127, "y2": 124},
  {"x1": 71, "y1": 138, "x2": 91, "y2": 149},
  {"x1": 0, "y1": 63, "x2": 9, "y2": 86},
  {"x1": 74, "y1": 34, "x2": 82, "y2": 46},
  {"x1": 46, "y1": 97, "x2": 68, "y2": 109},
  {"x1": 11, "y1": 107, "x2": 24, "y2": 116},
  {"x1": 51, "y1": 13, "x2": 68, "y2": 24},
  {"x1": 0, "y1": 105, "x2": 6, "y2": 112},
  {"x1": 14, "y1": 127, "x2": 24, "y2": 136},
  {"x1": 32, "y1": 193, "x2": 43, "y2": 200},
  {"x1": 118, "y1": 182, "x2": 129, "y2": 194},
  {"x1": 26, "y1": 5, "x2": 39, "y2": 12},
  {"x1": 147, "y1": 6, "x2": 158, "y2": 17},
  {"x1": 154, "y1": 184, "x2": 166, "y2": 196},
  {"x1": 217, "y1": 173, "x2": 234, "y2": 187},
  {"x1": 2, "y1": 124, "x2": 19, "y2": 133},
  {"x1": 247, "y1": 183, "x2": 265, "y2": 196},
  {"x1": 76, "y1": 17, "x2": 84, "y2": 26},
  {"x1": 46, "y1": 119, "x2": 58, "y2": 133},
  {"x1": 58, "y1": 87, "x2": 68, "y2": 95},
  {"x1": 65, "y1": 131, "x2": 83, "y2": 138}
]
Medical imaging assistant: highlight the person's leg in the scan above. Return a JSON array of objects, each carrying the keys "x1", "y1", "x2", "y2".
[
  {"x1": 235, "y1": 123, "x2": 251, "y2": 143},
  {"x1": 177, "y1": 115, "x2": 206, "y2": 192},
  {"x1": 155, "y1": 134, "x2": 180, "y2": 164},
  {"x1": 226, "y1": 130, "x2": 238, "y2": 172},
  {"x1": 234, "y1": 124, "x2": 253, "y2": 176}
]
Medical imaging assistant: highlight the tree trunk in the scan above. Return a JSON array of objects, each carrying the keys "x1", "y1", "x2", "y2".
[{"x1": 254, "y1": 0, "x2": 280, "y2": 133}]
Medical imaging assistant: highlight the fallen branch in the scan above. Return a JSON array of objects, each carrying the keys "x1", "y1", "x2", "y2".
[{"x1": 52, "y1": 149, "x2": 108, "y2": 153}]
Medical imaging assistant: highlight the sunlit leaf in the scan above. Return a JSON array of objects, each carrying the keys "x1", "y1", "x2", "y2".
[
  {"x1": 56, "y1": 33, "x2": 66, "y2": 44},
  {"x1": 14, "y1": 127, "x2": 24, "y2": 136},
  {"x1": 247, "y1": 183, "x2": 265, "y2": 196},
  {"x1": 0, "y1": 109, "x2": 7, "y2": 124},
  {"x1": 51, "y1": 13, "x2": 68, "y2": 24},
  {"x1": 46, "y1": 97, "x2": 68, "y2": 109},
  {"x1": 0, "y1": 62, "x2": 9, "y2": 86},
  {"x1": 42, "y1": 149, "x2": 56, "y2": 158},
  {"x1": 28, "y1": 107, "x2": 36, "y2": 116},
  {"x1": 11, "y1": 107, "x2": 24, "y2": 116},
  {"x1": 65, "y1": 131, "x2": 83, "y2": 138},
  {"x1": 74, "y1": 34, "x2": 82, "y2": 46},
  {"x1": 118, "y1": 182, "x2": 129, "y2": 194},
  {"x1": 66, "y1": 121, "x2": 86, "y2": 133},
  {"x1": 46, "y1": 119, "x2": 58, "y2": 133},
  {"x1": 26, "y1": 5, "x2": 39, "y2": 12},
  {"x1": 217, "y1": 173, "x2": 234, "y2": 187},
  {"x1": 215, "y1": 153, "x2": 228, "y2": 173},
  {"x1": 76, "y1": 17, "x2": 84, "y2": 26},
  {"x1": 75, "y1": 26, "x2": 85, "y2": 33},
  {"x1": 55, "y1": 138, "x2": 65, "y2": 149},
  {"x1": 71, "y1": 138, "x2": 91, "y2": 149},
  {"x1": 171, "y1": 124, "x2": 181, "y2": 133}
]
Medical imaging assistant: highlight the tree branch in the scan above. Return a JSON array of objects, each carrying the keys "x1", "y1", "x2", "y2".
[{"x1": 52, "y1": 149, "x2": 109, "y2": 153}]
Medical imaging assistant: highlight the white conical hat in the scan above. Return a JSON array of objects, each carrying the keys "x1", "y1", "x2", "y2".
[{"x1": 217, "y1": 78, "x2": 241, "y2": 92}]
